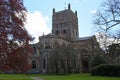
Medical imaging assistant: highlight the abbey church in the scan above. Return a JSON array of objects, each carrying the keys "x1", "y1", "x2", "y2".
[{"x1": 30, "y1": 4, "x2": 103, "y2": 73}]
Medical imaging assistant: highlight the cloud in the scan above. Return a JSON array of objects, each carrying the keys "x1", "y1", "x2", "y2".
[
  {"x1": 25, "y1": 11, "x2": 51, "y2": 43},
  {"x1": 90, "y1": 9, "x2": 97, "y2": 15},
  {"x1": 44, "y1": 16, "x2": 49, "y2": 22}
]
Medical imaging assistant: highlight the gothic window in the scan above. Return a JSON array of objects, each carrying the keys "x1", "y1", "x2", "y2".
[
  {"x1": 32, "y1": 60, "x2": 36, "y2": 69},
  {"x1": 63, "y1": 29, "x2": 66, "y2": 34},
  {"x1": 43, "y1": 59, "x2": 46, "y2": 69},
  {"x1": 56, "y1": 30, "x2": 59, "y2": 35},
  {"x1": 33, "y1": 47, "x2": 37, "y2": 55}
]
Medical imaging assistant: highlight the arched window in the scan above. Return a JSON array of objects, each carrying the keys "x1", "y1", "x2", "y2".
[
  {"x1": 43, "y1": 59, "x2": 46, "y2": 69},
  {"x1": 32, "y1": 60, "x2": 36, "y2": 69},
  {"x1": 33, "y1": 47, "x2": 37, "y2": 55}
]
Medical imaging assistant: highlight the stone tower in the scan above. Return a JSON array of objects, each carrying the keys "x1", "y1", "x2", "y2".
[{"x1": 52, "y1": 3, "x2": 79, "y2": 40}]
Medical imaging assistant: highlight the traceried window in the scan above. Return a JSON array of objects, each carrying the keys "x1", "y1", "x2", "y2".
[
  {"x1": 33, "y1": 47, "x2": 37, "y2": 55},
  {"x1": 43, "y1": 59, "x2": 46, "y2": 69},
  {"x1": 32, "y1": 60, "x2": 36, "y2": 69}
]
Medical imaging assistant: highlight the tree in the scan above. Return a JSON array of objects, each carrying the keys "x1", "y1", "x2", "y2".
[
  {"x1": 94, "y1": 0, "x2": 120, "y2": 33},
  {"x1": 91, "y1": 55, "x2": 106, "y2": 67},
  {"x1": 0, "y1": 0, "x2": 33, "y2": 73},
  {"x1": 94, "y1": 0, "x2": 120, "y2": 52},
  {"x1": 48, "y1": 45, "x2": 79, "y2": 74},
  {"x1": 107, "y1": 43, "x2": 120, "y2": 64}
]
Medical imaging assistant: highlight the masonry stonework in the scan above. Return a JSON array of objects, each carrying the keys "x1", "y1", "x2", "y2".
[{"x1": 30, "y1": 4, "x2": 103, "y2": 73}]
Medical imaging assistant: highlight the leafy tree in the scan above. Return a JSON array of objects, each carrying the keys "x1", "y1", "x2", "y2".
[{"x1": 0, "y1": 0, "x2": 33, "y2": 73}]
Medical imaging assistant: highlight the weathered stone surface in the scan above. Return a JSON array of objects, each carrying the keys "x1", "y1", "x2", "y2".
[{"x1": 30, "y1": 4, "x2": 103, "y2": 73}]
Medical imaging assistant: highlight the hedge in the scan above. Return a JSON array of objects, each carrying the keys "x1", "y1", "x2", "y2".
[{"x1": 91, "y1": 64, "x2": 120, "y2": 77}]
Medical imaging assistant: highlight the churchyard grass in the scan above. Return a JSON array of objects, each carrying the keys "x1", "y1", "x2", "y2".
[
  {"x1": 0, "y1": 73, "x2": 120, "y2": 80},
  {"x1": 0, "y1": 74, "x2": 32, "y2": 80},
  {"x1": 30, "y1": 73, "x2": 120, "y2": 80}
]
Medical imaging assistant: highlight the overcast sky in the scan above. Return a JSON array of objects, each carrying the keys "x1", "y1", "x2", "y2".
[{"x1": 24, "y1": 0, "x2": 105, "y2": 43}]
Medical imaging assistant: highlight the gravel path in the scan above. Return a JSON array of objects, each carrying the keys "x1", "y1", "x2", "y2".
[{"x1": 30, "y1": 77, "x2": 43, "y2": 80}]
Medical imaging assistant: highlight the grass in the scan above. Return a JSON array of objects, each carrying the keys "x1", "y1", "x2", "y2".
[
  {"x1": 0, "y1": 74, "x2": 32, "y2": 80},
  {"x1": 42, "y1": 74, "x2": 120, "y2": 80},
  {"x1": 0, "y1": 73, "x2": 120, "y2": 80}
]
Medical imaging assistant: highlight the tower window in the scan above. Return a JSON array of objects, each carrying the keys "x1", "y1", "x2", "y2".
[
  {"x1": 56, "y1": 30, "x2": 59, "y2": 35},
  {"x1": 63, "y1": 29, "x2": 66, "y2": 34}
]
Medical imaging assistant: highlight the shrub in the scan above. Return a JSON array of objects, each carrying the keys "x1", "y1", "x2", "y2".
[{"x1": 91, "y1": 64, "x2": 120, "y2": 77}]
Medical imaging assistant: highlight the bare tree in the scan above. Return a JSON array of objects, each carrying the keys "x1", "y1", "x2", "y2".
[
  {"x1": 48, "y1": 45, "x2": 79, "y2": 74},
  {"x1": 94, "y1": 0, "x2": 120, "y2": 63},
  {"x1": 94, "y1": 0, "x2": 120, "y2": 33},
  {"x1": 94, "y1": 0, "x2": 120, "y2": 51}
]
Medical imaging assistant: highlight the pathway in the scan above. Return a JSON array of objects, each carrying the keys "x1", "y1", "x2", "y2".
[{"x1": 30, "y1": 77, "x2": 43, "y2": 80}]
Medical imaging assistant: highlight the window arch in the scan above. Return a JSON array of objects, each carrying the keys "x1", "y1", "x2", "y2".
[
  {"x1": 43, "y1": 59, "x2": 46, "y2": 69},
  {"x1": 32, "y1": 60, "x2": 36, "y2": 69},
  {"x1": 33, "y1": 47, "x2": 37, "y2": 55}
]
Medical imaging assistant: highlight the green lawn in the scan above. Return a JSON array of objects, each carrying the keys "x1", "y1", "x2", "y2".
[
  {"x1": 0, "y1": 74, "x2": 32, "y2": 80},
  {"x1": 0, "y1": 73, "x2": 120, "y2": 80},
  {"x1": 37, "y1": 74, "x2": 120, "y2": 80}
]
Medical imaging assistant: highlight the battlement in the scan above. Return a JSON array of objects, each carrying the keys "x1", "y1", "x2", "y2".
[{"x1": 52, "y1": 3, "x2": 79, "y2": 40}]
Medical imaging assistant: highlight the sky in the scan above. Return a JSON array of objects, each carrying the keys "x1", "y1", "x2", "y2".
[{"x1": 24, "y1": 0, "x2": 105, "y2": 43}]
